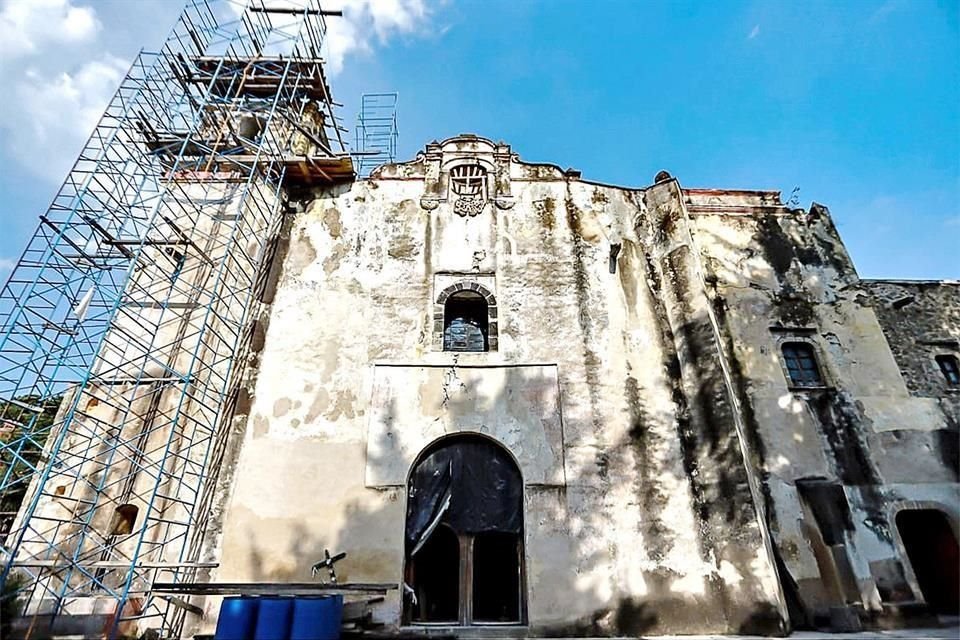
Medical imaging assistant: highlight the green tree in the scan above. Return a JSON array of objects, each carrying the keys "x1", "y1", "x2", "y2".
[{"x1": 0, "y1": 394, "x2": 63, "y2": 538}]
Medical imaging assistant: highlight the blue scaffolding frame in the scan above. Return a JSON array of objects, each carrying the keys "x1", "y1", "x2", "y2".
[
  {"x1": 0, "y1": 1, "x2": 354, "y2": 637},
  {"x1": 354, "y1": 92, "x2": 399, "y2": 176}
]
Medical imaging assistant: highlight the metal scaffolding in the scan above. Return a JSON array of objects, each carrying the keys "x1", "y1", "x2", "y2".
[
  {"x1": 0, "y1": 1, "x2": 354, "y2": 637},
  {"x1": 354, "y1": 92, "x2": 399, "y2": 176}
]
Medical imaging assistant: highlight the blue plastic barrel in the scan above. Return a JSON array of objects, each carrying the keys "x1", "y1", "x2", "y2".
[
  {"x1": 289, "y1": 595, "x2": 343, "y2": 640},
  {"x1": 215, "y1": 596, "x2": 259, "y2": 640},
  {"x1": 253, "y1": 596, "x2": 294, "y2": 640}
]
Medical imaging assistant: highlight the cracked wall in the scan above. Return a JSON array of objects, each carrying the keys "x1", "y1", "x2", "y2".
[
  {"x1": 193, "y1": 136, "x2": 957, "y2": 636},
  {"x1": 682, "y1": 189, "x2": 959, "y2": 629}
]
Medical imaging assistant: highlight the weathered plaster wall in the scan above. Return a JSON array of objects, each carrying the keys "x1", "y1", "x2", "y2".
[
  {"x1": 195, "y1": 136, "x2": 956, "y2": 637},
  {"x1": 684, "y1": 192, "x2": 959, "y2": 626},
  {"x1": 200, "y1": 138, "x2": 784, "y2": 636}
]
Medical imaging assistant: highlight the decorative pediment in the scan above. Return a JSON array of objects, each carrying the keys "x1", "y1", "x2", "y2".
[{"x1": 418, "y1": 134, "x2": 515, "y2": 213}]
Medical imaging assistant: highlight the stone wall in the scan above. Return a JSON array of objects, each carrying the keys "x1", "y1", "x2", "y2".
[
  {"x1": 197, "y1": 137, "x2": 785, "y2": 636},
  {"x1": 193, "y1": 135, "x2": 958, "y2": 636},
  {"x1": 863, "y1": 280, "x2": 960, "y2": 425},
  {"x1": 686, "y1": 192, "x2": 959, "y2": 628}
]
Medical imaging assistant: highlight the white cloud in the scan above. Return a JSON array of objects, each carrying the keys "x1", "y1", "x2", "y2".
[
  {"x1": 0, "y1": 54, "x2": 128, "y2": 181},
  {"x1": 0, "y1": 0, "x2": 99, "y2": 59},
  {"x1": 0, "y1": 257, "x2": 15, "y2": 273},
  {"x1": 0, "y1": 0, "x2": 124, "y2": 181},
  {"x1": 869, "y1": 0, "x2": 907, "y2": 25},
  {"x1": 324, "y1": 0, "x2": 430, "y2": 74},
  {"x1": 0, "y1": 0, "x2": 437, "y2": 181},
  {"x1": 748, "y1": 24, "x2": 760, "y2": 40},
  {"x1": 224, "y1": 0, "x2": 432, "y2": 73}
]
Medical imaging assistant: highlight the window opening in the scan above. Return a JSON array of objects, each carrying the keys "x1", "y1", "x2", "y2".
[
  {"x1": 936, "y1": 354, "x2": 960, "y2": 386},
  {"x1": 782, "y1": 342, "x2": 824, "y2": 388},
  {"x1": 404, "y1": 436, "x2": 524, "y2": 625},
  {"x1": 443, "y1": 291, "x2": 488, "y2": 352},
  {"x1": 449, "y1": 164, "x2": 486, "y2": 197},
  {"x1": 164, "y1": 247, "x2": 186, "y2": 281},
  {"x1": 896, "y1": 509, "x2": 959, "y2": 615},
  {"x1": 110, "y1": 503, "x2": 139, "y2": 536}
]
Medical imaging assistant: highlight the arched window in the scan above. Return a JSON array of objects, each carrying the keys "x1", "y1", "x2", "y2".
[
  {"x1": 404, "y1": 435, "x2": 524, "y2": 625},
  {"x1": 781, "y1": 341, "x2": 824, "y2": 388},
  {"x1": 444, "y1": 291, "x2": 488, "y2": 352},
  {"x1": 436, "y1": 281, "x2": 498, "y2": 352}
]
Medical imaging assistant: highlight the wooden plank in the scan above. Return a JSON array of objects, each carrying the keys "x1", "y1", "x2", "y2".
[
  {"x1": 151, "y1": 582, "x2": 396, "y2": 596},
  {"x1": 160, "y1": 595, "x2": 205, "y2": 618}
]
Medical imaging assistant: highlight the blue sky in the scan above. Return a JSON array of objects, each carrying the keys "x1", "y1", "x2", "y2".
[{"x1": 0, "y1": 0, "x2": 957, "y2": 279}]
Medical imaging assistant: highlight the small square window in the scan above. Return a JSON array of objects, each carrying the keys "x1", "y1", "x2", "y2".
[
  {"x1": 164, "y1": 247, "x2": 185, "y2": 281},
  {"x1": 936, "y1": 355, "x2": 960, "y2": 387},
  {"x1": 782, "y1": 342, "x2": 824, "y2": 388}
]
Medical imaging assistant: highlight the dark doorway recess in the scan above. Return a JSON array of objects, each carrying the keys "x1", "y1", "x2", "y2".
[
  {"x1": 896, "y1": 509, "x2": 959, "y2": 615},
  {"x1": 473, "y1": 531, "x2": 522, "y2": 622},
  {"x1": 404, "y1": 435, "x2": 525, "y2": 625},
  {"x1": 408, "y1": 525, "x2": 460, "y2": 623}
]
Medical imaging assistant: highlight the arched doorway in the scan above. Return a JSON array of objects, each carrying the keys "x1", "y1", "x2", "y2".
[
  {"x1": 896, "y1": 509, "x2": 959, "y2": 615},
  {"x1": 404, "y1": 435, "x2": 525, "y2": 625}
]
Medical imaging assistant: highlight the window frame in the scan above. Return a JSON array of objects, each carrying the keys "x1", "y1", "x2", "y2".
[
  {"x1": 935, "y1": 354, "x2": 960, "y2": 388},
  {"x1": 448, "y1": 163, "x2": 488, "y2": 198},
  {"x1": 434, "y1": 281, "x2": 498, "y2": 352},
  {"x1": 777, "y1": 337, "x2": 830, "y2": 390}
]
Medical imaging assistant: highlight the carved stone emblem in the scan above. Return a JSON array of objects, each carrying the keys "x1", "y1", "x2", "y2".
[{"x1": 454, "y1": 195, "x2": 485, "y2": 217}]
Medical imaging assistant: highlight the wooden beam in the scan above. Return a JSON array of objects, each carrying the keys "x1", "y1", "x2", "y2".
[
  {"x1": 250, "y1": 6, "x2": 343, "y2": 16},
  {"x1": 151, "y1": 582, "x2": 396, "y2": 596}
]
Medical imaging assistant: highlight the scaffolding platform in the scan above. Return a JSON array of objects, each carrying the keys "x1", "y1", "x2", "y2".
[{"x1": 354, "y1": 93, "x2": 398, "y2": 177}]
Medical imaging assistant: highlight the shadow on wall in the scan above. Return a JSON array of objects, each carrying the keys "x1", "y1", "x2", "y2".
[
  {"x1": 692, "y1": 208, "x2": 960, "y2": 627},
  {"x1": 237, "y1": 199, "x2": 959, "y2": 635},
  {"x1": 239, "y1": 363, "x2": 789, "y2": 634}
]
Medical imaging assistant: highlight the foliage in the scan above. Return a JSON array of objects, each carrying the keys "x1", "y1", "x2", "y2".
[
  {"x1": 0, "y1": 395, "x2": 63, "y2": 537},
  {"x1": 1, "y1": 570, "x2": 28, "y2": 637}
]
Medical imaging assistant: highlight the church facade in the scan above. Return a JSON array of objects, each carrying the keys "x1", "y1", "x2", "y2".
[{"x1": 194, "y1": 134, "x2": 959, "y2": 636}]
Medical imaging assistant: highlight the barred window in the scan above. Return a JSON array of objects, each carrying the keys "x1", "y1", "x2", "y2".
[
  {"x1": 936, "y1": 355, "x2": 960, "y2": 386},
  {"x1": 449, "y1": 164, "x2": 486, "y2": 197},
  {"x1": 782, "y1": 342, "x2": 824, "y2": 388}
]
